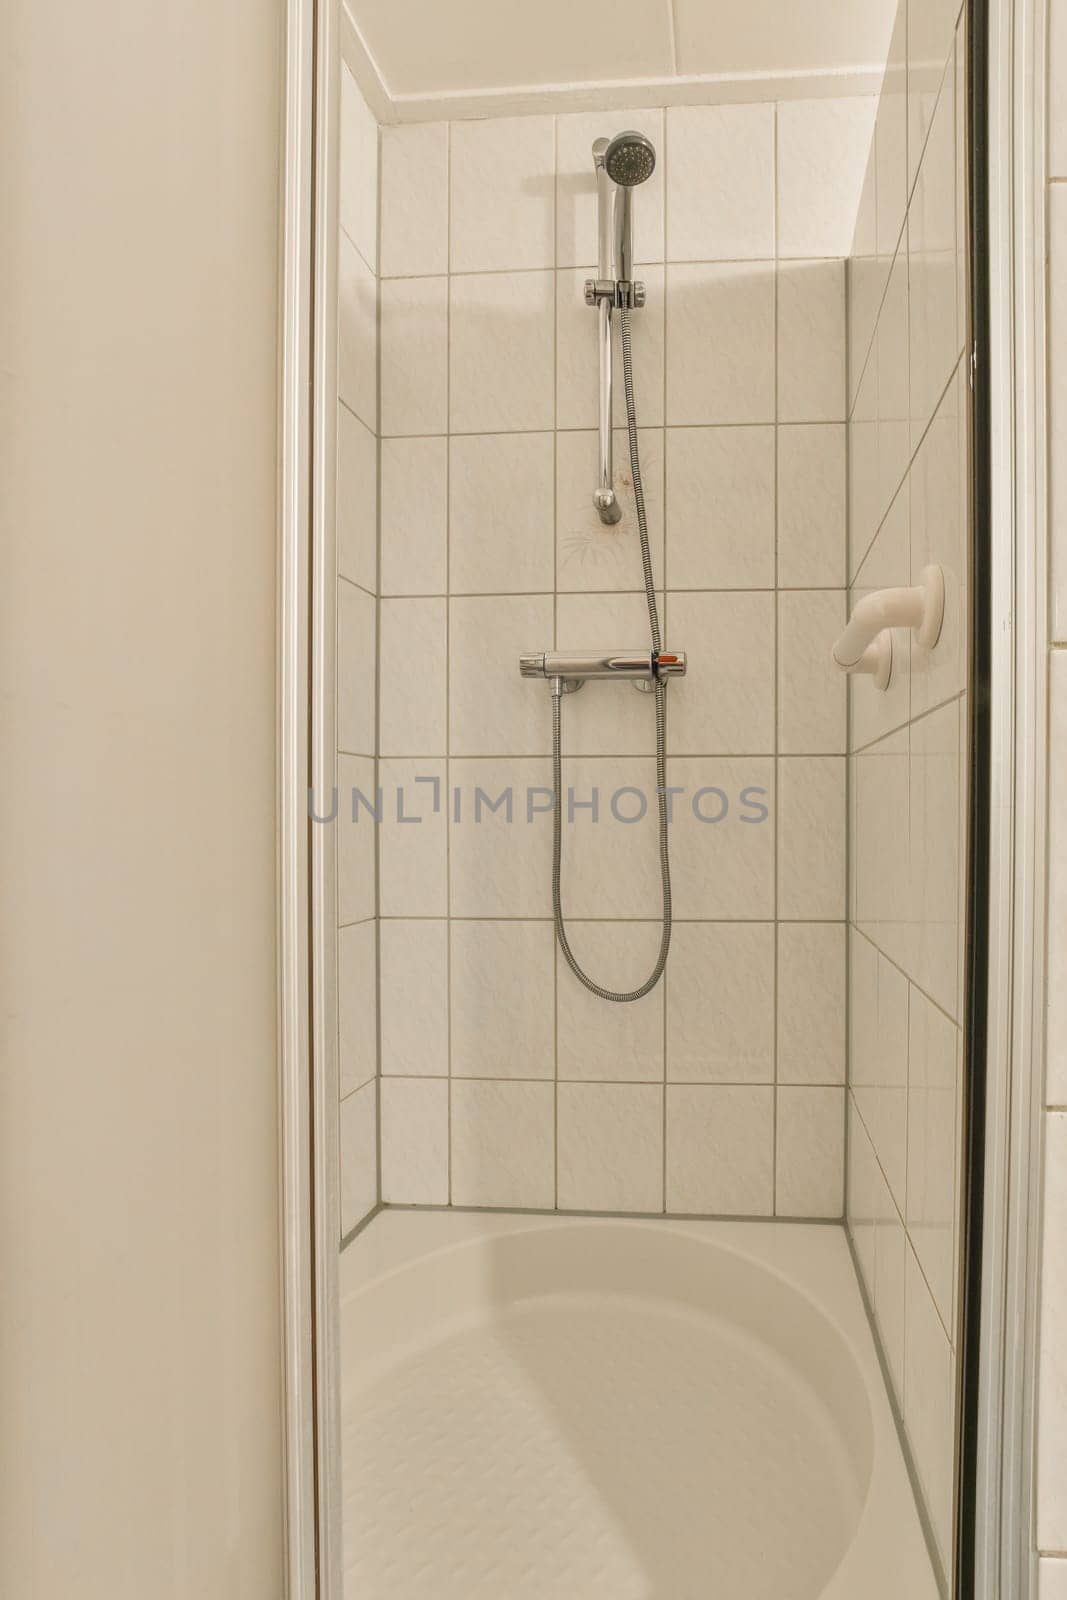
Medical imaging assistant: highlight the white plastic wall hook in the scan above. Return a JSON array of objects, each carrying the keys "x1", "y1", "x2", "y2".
[
  {"x1": 848, "y1": 629, "x2": 894, "y2": 691},
  {"x1": 832, "y1": 564, "x2": 945, "y2": 677}
]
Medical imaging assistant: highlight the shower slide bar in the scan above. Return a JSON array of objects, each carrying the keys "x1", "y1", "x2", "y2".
[
  {"x1": 832, "y1": 564, "x2": 945, "y2": 693},
  {"x1": 586, "y1": 133, "x2": 651, "y2": 526}
]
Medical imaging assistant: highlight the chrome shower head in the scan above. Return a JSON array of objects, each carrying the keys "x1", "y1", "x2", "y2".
[{"x1": 603, "y1": 130, "x2": 656, "y2": 187}]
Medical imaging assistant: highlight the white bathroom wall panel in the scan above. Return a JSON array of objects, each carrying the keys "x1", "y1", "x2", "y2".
[
  {"x1": 337, "y1": 67, "x2": 381, "y2": 1238},
  {"x1": 0, "y1": 0, "x2": 284, "y2": 1590},
  {"x1": 844, "y1": 0, "x2": 969, "y2": 1580},
  {"x1": 372, "y1": 95, "x2": 869, "y2": 1222}
]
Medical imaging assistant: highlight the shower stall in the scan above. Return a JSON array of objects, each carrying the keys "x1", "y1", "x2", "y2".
[{"x1": 306, "y1": 0, "x2": 981, "y2": 1593}]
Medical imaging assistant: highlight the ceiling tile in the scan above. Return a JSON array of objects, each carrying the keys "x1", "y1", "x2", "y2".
[
  {"x1": 351, "y1": 0, "x2": 675, "y2": 98},
  {"x1": 673, "y1": 0, "x2": 897, "y2": 79}
]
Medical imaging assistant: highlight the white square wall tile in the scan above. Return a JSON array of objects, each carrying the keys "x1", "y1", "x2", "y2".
[
  {"x1": 451, "y1": 271, "x2": 555, "y2": 434},
  {"x1": 904, "y1": 1244, "x2": 956, "y2": 1574},
  {"x1": 337, "y1": 755, "x2": 377, "y2": 926},
  {"x1": 556, "y1": 108, "x2": 664, "y2": 267},
  {"x1": 450, "y1": 920, "x2": 555, "y2": 1079},
  {"x1": 777, "y1": 590, "x2": 847, "y2": 755},
  {"x1": 847, "y1": 1095, "x2": 878, "y2": 1303},
  {"x1": 340, "y1": 1079, "x2": 377, "y2": 1236},
  {"x1": 666, "y1": 1085, "x2": 774, "y2": 1216},
  {"x1": 908, "y1": 0, "x2": 960, "y2": 187},
  {"x1": 876, "y1": 241, "x2": 912, "y2": 526},
  {"x1": 380, "y1": 1078, "x2": 449, "y2": 1206},
  {"x1": 850, "y1": 494, "x2": 912, "y2": 755},
  {"x1": 778, "y1": 260, "x2": 846, "y2": 423},
  {"x1": 777, "y1": 98, "x2": 877, "y2": 259},
  {"x1": 907, "y1": 990, "x2": 960, "y2": 1332},
  {"x1": 849, "y1": 353, "x2": 882, "y2": 578},
  {"x1": 556, "y1": 921, "x2": 664, "y2": 1080},
  {"x1": 555, "y1": 592, "x2": 664, "y2": 756},
  {"x1": 666, "y1": 263, "x2": 775, "y2": 425},
  {"x1": 451, "y1": 1079, "x2": 555, "y2": 1209},
  {"x1": 665, "y1": 103, "x2": 774, "y2": 262},
  {"x1": 777, "y1": 757, "x2": 846, "y2": 919},
  {"x1": 1038, "y1": 1114, "x2": 1067, "y2": 1551},
  {"x1": 340, "y1": 67, "x2": 378, "y2": 271},
  {"x1": 911, "y1": 352, "x2": 966, "y2": 721},
  {"x1": 555, "y1": 755, "x2": 663, "y2": 919},
  {"x1": 558, "y1": 1084, "x2": 664, "y2": 1213},
  {"x1": 380, "y1": 122, "x2": 448, "y2": 278},
  {"x1": 380, "y1": 276, "x2": 448, "y2": 437},
  {"x1": 666, "y1": 922, "x2": 774, "y2": 1083},
  {"x1": 379, "y1": 919, "x2": 448, "y2": 1077},
  {"x1": 910, "y1": 699, "x2": 961, "y2": 1018},
  {"x1": 908, "y1": 59, "x2": 959, "y2": 444},
  {"x1": 380, "y1": 437, "x2": 448, "y2": 597},
  {"x1": 557, "y1": 266, "x2": 665, "y2": 429},
  {"x1": 667, "y1": 757, "x2": 775, "y2": 919},
  {"x1": 851, "y1": 942, "x2": 909, "y2": 1211},
  {"x1": 777, "y1": 923, "x2": 846, "y2": 1085},
  {"x1": 449, "y1": 758, "x2": 554, "y2": 918},
  {"x1": 339, "y1": 920, "x2": 377, "y2": 1098},
  {"x1": 666, "y1": 592, "x2": 775, "y2": 755},
  {"x1": 450, "y1": 116, "x2": 555, "y2": 273},
  {"x1": 776, "y1": 1087, "x2": 845, "y2": 1218},
  {"x1": 379, "y1": 598, "x2": 447, "y2": 756},
  {"x1": 556, "y1": 428, "x2": 665, "y2": 594},
  {"x1": 337, "y1": 232, "x2": 377, "y2": 431},
  {"x1": 777, "y1": 425, "x2": 847, "y2": 589},
  {"x1": 337, "y1": 404, "x2": 378, "y2": 594},
  {"x1": 337, "y1": 579, "x2": 377, "y2": 756},
  {"x1": 1039, "y1": 1559, "x2": 1067, "y2": 1599},
  {"x1": 665, "y1": 426, "x2": 775, "y2": 589},
  {"x1": 449, "y1": 594, "x2": 554, "y2": 756},
  {"x1": 874, "y1": 1168, "x2": 908, "y2": 1407},
  {"x1": 450, "y1": 432, "x2": 555, "y2": 595},
  {"x1": 377, "y1": 758, "x2": 447, "y2": 916}
]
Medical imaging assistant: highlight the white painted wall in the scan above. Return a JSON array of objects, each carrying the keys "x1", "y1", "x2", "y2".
[{"x1": 0, "y1": 3, "x2": 286, "y2": 1595}]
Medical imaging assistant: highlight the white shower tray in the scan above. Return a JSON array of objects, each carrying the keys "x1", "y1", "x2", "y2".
[{"x1": 340, "y1": 1212, "x2": 939, "y2": 1600}]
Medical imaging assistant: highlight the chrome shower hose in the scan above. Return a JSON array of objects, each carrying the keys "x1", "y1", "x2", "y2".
[{"x1": 552, "y1": 303, "x2": 672, "y2": 1002}]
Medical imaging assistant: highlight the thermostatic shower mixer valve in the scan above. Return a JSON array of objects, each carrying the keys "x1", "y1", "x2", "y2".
[{"x1": 519, "y1": 650, "x2": 686, "y2": 696}]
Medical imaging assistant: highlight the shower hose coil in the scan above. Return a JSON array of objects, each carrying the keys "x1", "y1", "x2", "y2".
[{"x1": 553, "y1": 304, "x2": 672, "y2": 1003}]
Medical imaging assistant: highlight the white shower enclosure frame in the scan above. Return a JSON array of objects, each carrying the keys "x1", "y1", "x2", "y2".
[{"x1": 273, "y1": 0, "x2": 1051, "y2": 1596}]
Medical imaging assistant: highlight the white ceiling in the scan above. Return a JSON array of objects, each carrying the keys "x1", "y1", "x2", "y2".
[{"x1": 345, "y1": 0, "x2": 898, "y2": 120}]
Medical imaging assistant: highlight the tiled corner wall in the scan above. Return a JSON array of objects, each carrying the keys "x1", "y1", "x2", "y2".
[
  {"x1": 844, "y1": 0, "x2": 970, "y2": 1585},
  {"x1": 367, "y1": 95, "x2": 878, "y2": 1221},
  {"x1": 1039, "y1": 3, "x2": 1067, "y2": 1590},
  {"x1": 336, "y1": 66, "x2": 380, "y2": 1238}
]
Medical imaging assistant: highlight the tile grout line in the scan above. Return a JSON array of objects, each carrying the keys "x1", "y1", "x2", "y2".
[
  {"x1": 445, "y1": 116, "x2": 454, "y2": 1207},
  {"x1": 552, "y1": 110, "x2": 560, "y2": 1213},
  {"x1": 772, "y1": 99, "x2": 781, "y2": 1218},
  {"x1": 662, "y1": 104, "x2": 670, "y2": 1214},
  {"x1": 373, "y1": 111, "x2": 385, "y2": 1209}
]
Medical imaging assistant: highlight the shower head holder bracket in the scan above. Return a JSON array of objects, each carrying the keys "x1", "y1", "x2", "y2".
[{"x1": 585, "y1": 277, "x2": 646, "y2": 310}]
